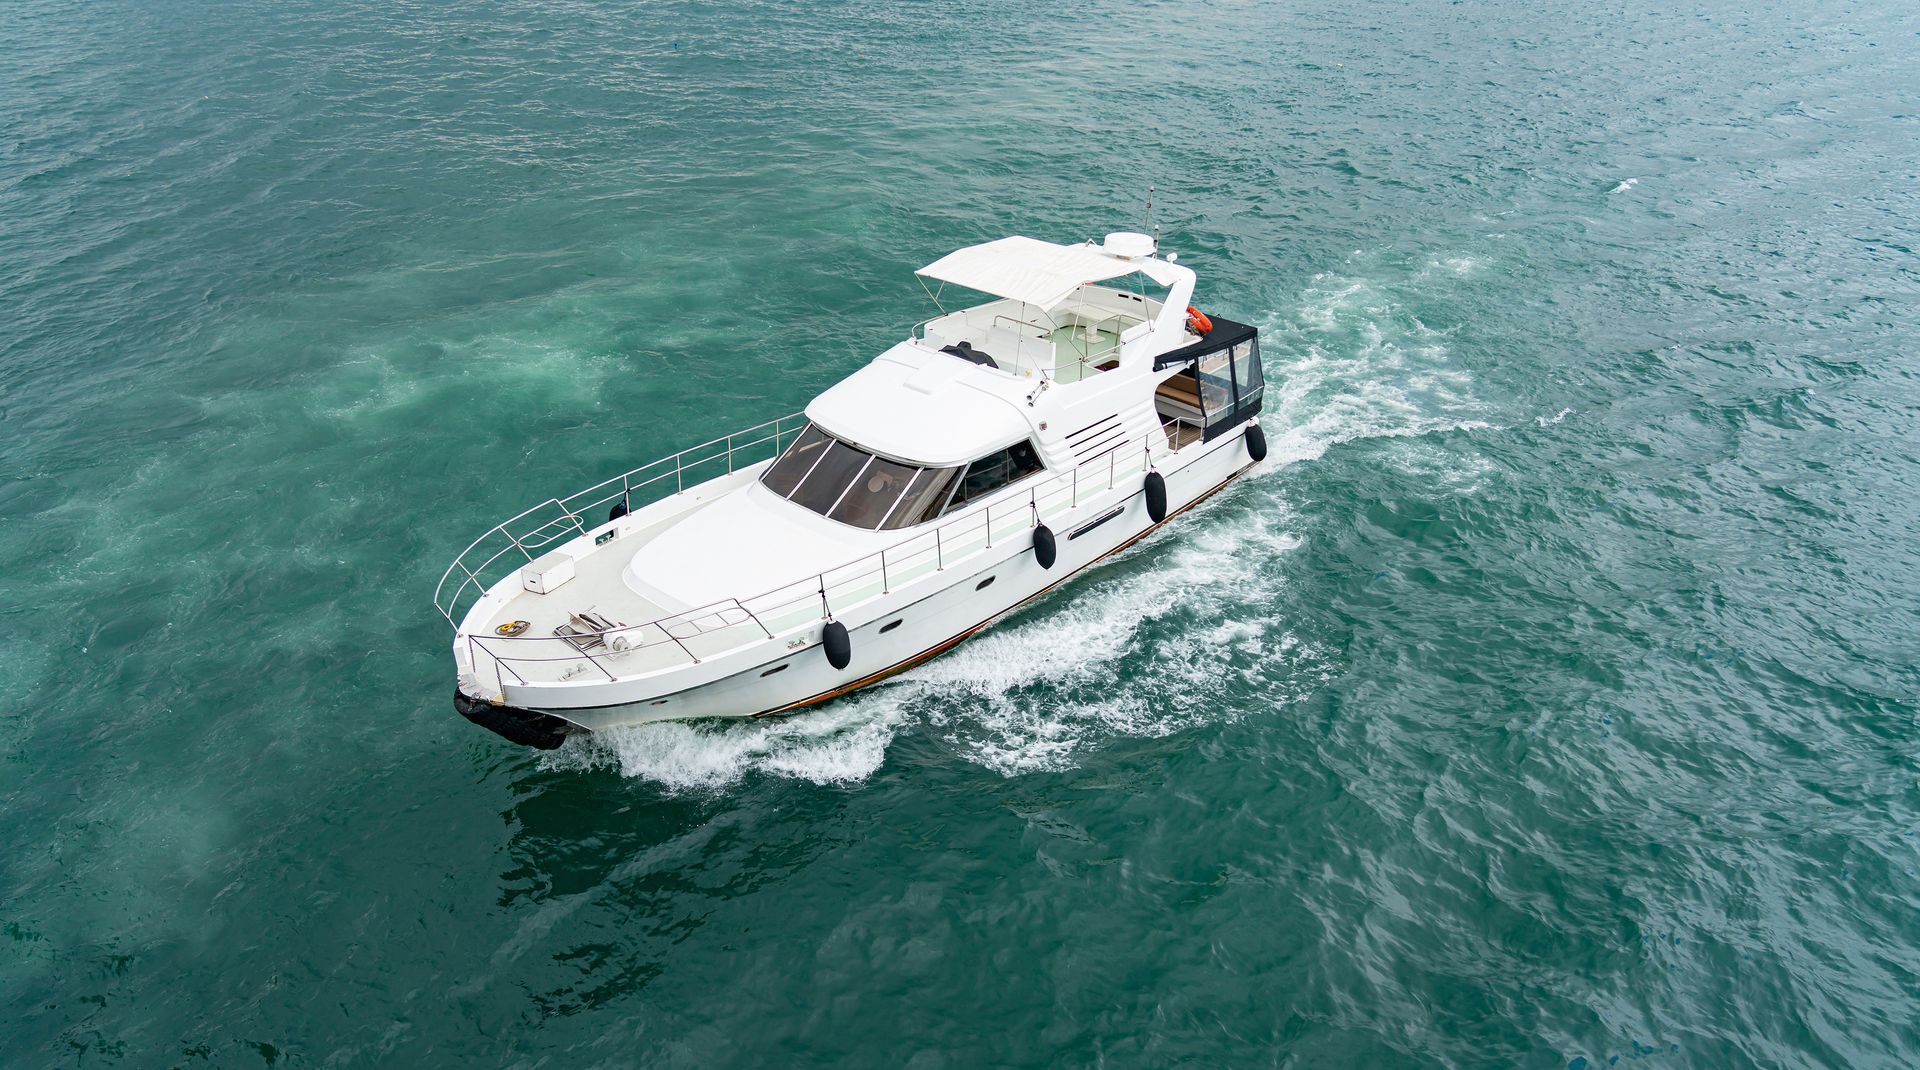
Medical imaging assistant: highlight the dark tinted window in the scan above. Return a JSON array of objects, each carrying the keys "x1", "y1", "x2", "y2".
[
  {"x1": 760, "y1": 427, "x2": 1039, "y2": 529},
  {"x1": 880, "y1": 465, "x2": 962, "y2": 530},
  {"x1": 761, "y1": 427, "x2": 967, "y2": 531},
  {"x1": 829, "y1": 455, "x2": 917, "y2": 528},
  {"x1": 945, "y1": 440, "x2": 1044, "y2": 513},
  {"x1": 761, "y1": 425, "x2": 832, "y2": 497},
  {"x1": 789, "y1": 440, "x2": 871, "y2": 515}
]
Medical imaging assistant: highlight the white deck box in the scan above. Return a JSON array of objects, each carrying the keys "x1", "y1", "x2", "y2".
[{"x1": 521, "y1": 550, "x2": 576, "y2": 595}]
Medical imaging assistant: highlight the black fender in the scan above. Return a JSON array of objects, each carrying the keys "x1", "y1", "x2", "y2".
[
  {"x1": 822, "y1": 620, "x2": 852, "y2": 670},
  {"x1": 1144, "y1": 471, "x2": 1168, "y2": 523},
  {"x1": 1246, "y1": 423, "x2": 1268, "y2": 463},
  {"x1": 1033, "y1": 523, "x2": 1057, "y2": 569},
  {"x1": 609, "y1": 498, "x2": 629, "y2": 522}
]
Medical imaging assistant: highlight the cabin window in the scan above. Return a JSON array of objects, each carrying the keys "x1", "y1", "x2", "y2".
[
  {"x1": 760, "y1": 424, "x2": 965, "y2": 531},
  {"x1": 829, "y1": 455, "x2": 917, "y2": 528},
  {"x1": 760, "y1": 426, "x2": 1044, "y2": 529},
  {"x1": 1152, "y1": 325, "x2": 1266, "y2": 444},
  {"x1": 789, "y1": 439, "x2": 872, "y2": 515},
  {"x1": 761, "y1": 425, "x2": 833, "y2": 497},
  {"x1": 1197, "y1": 351, "x2": 1234, "y2": 416},
  {"x1": 880, "y1": 465, "x2": 962, "y2": 530},
  {"x1": 944, "y1": 440, "x2": 1043, "y2": 514},
  {"x1": 1229, "y1": 340, "x2": 1264, "y2": 404}
]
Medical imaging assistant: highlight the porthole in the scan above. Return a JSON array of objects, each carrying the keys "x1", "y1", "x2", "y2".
[
  {"x1": 975, "y1": 575, "x2": 996, "y2": 590},
  {"x1": 879, "y1": 619, "x2": 903, "y2": 634},
  {"x1": 760, "y1": 663, "x2": 789, "y2": 677},
  {"x1": 650, "y1": 699, "x2": 669, "y2": 706}
]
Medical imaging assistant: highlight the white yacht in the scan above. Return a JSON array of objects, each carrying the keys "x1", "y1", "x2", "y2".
[{"x1": 438, "y1": 233, "x2": 1270, "y2": 748}]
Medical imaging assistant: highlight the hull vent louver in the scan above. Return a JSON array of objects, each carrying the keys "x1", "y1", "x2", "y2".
[{"x1": 1065, "y1": 414, "x2": 1126, "y2": 464}]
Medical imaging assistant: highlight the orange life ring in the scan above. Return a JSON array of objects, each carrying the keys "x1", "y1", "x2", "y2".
[{"x1": 1186, "y1": 306, "x2": 1213, "y2": 336}]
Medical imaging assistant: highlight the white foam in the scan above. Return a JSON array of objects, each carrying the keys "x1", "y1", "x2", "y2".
[
  {"x1": 1611, "y1": 177, "x2": 1640, "y2": 193},
  {"x1": 1255, "y1": 272, "x2": 1497, "y2": 469},
  {"x1": 1535, "y1": 407, "x2": 1575, "y2": 426},
  {"x1": 313, "y1": 335, "x2": 622, "y2": 423},
  {"x1": 1429, "y1": 255, "x2": 1485, "y2": 276},
  {"x1": 538, "y1": 500, "x2": 1323, "y2": 790},
  {"x1": 856, "y1": 504, "x2": 1319, "y2": 776},
  {"x1": 541, "y1": 698, "x2": 907, "y2": 792}
]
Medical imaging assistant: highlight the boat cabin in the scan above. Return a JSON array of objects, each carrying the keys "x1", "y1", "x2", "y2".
[{"x1": 765, "y1": 232, "x2": 1264, "y2": 530}]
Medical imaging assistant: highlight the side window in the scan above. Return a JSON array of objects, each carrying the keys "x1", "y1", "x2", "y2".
[
  {"x1": 944, "y1": 440, "x2": 1044, "y2": 513},
  {"x1": 1228, "y1": 339, "x2": 1264, "y2": 404},
  {"x1": 1197, "y1": 351, "x2": 1233, "y2": 417}
]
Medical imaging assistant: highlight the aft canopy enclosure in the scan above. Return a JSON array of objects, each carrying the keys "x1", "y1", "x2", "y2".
[{"x1": 1151, "y1": 316, "x2": 1266, "y2": 442}]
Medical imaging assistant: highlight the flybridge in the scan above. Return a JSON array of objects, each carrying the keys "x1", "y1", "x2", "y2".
[{"x1": 908, "y1": 233, "x2": 1198, "y2": 385}]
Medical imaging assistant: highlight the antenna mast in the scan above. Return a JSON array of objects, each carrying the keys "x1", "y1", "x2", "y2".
[{"x1": 1143, "y1": 184, "x2": 1159, "y2": 251}]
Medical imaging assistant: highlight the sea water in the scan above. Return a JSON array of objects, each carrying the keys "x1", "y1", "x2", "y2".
[{"x1": 2, "y1": 0, "x2": 1916, "y2": 1064}]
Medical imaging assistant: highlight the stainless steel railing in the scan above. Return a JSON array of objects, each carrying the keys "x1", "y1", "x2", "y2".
[
  {"x1": 433, "y1": 412, "x2": 811, "y2": 628},
  {"x1": 450, "y1": 418, "x2": 1199, "y2": 693},
  {"x1": 911, "y1": 307, "x2": 1140, "y2": 383}
]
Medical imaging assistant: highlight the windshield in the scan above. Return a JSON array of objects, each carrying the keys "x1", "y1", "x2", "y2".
[
  {"x1": 760, "y1": 426, "x2": 1043, "y2": 530},
  {"x1": 761, "y1": 426, "x2": 962, "y2": 530}
]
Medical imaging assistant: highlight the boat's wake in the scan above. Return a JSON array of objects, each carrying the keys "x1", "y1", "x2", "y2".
[
  {"x1": 544, "y1": 505, "x2": 1323, "y2": 790},
  {"x1": 540, "y1": 697, "x2": 908, "y2": 792},
  {"x1": 540, "y1": 258, "x2": 1498, "y2": 792}
]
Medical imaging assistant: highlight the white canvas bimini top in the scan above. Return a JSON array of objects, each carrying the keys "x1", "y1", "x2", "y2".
[{"x1": 918, "y1": 235, "x2": 1173, "y2": 310}]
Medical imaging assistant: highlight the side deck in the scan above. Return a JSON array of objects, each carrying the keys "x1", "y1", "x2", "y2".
[{"x1": 447, "y1": 418, "x2": 1191, "y2": 699}]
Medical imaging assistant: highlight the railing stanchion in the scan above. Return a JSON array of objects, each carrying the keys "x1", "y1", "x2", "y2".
[
  {"x1": 744, "y1": 603, "x2": 774, "y2": 640},
  {"x1": 936, "y1": 527, "x2": 944, "y2": 570},
  {"x1": 476, "y1": 639, "x2": 528, "y2": 686},
  {"x1": 662, "y1": 625, "x2": 700, "y2": 666}
]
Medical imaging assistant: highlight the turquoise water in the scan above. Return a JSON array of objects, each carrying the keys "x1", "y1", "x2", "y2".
[{"x1": 4, "y1": 0, "x2": 1918, "y2": 1064}]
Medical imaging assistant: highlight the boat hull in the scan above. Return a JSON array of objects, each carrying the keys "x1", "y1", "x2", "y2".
[{"x1": 455, "y1": 425, "x2": 1261, "y2": 747}]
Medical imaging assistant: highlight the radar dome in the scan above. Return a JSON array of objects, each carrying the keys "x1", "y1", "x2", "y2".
[{"x1": 1102, "y1": 232, "x2": 1155, "y2": 258}]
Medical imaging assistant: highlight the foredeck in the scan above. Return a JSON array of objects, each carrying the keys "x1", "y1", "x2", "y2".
[{"x1": 480, "y1": 505, "x2": 689, "y2": 674}]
